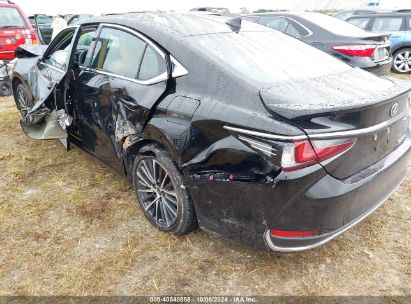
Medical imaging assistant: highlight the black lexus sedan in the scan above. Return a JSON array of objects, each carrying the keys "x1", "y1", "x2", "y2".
[
  {"x1": 10, "y1": 13, "x2": 411, "y2": 252},
  {"x1": 243, "y1": 12, "x2": 393, "y2": 76}
]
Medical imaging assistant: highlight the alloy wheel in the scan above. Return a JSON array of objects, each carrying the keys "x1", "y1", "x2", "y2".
[
  {"x1": 135, "y1": 157, "x2": 178, "y2": 228},
  {"x1": 393, "y1": 50, "x2": 411, "y2": 73},
  {"x1": 15, "y1": 85, "x2": 32, "y2": 116}
]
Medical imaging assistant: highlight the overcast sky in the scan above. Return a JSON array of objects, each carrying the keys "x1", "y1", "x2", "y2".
[
  {"x1": 11, "y1": 0, "x2": 366, "y2": 16},
  {"x1": 15, "y1": 0, "x2": 293, "y2": 15},
  {"x1": 13, "y1": 0, "x2": 410, "y2": 16}
]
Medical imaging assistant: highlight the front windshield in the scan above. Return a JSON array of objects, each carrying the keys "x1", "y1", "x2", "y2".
[
  {"x1": 192, "y1": 30, "x2": 351, "y2": 84},
  {"x1": 0, "y1": 7, "x2": 27, "y2": 28}
]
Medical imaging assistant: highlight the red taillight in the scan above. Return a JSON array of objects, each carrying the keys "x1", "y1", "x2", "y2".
[
  {"x1": 332, "y1": 45, "x2": 376, "y2": 57},
  {"x1": 271, "y1": 230, "x2": 321, "y2": 238},
  {"x1": 282, "y1": 139, "x2": 356, "y2": 172}
]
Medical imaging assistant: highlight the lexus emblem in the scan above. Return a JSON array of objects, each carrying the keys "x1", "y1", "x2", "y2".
[{"x1": 390, "y1": 103, "x2": 399, "y2": 117}]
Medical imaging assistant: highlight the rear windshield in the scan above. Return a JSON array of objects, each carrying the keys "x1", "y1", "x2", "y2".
[
  {"x1": 301, "y1": 13, "x2": 369, "y2": 36},
  {"x1": 192, "y1": 31, "x2": 351, "y2": 84},
  {"x1": 36, "y1": 15, "x2": 53, "y2": 25},
  {"x1": 0, "y1": 7, "x2": 27, "y2": 28}
]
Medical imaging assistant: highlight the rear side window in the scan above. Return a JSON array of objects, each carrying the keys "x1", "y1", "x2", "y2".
[
  {"x1": 138, "y1": 45, "x2": 167, "y2": 80},
  {"x1": 75, "y1": 28, "x2": 97, "y2": 66},
  {"x1": 91, "y1": 27, "x2": 146, "y2": 79},
  {"x1": 288, "y1": 19, "x2": 310, "y2": 37},
  {"x1": 259, "y1": 16, "x2": 288, "y2": 32},
  {"x1": 372, "y1": 17, "x2": 403, "y2": 31},
  {"x1": 347, "y1": 17, "x2": 371, "y2": 29},
  {"x1": 285, "y1": 23, "x2": 301, "y2": 38},
  {"x1": 0, "y1": 7, "x2": 26, "y2": 28},
  {"x1": 408, "y1": 17, "x2": 411, "y2": 30}
]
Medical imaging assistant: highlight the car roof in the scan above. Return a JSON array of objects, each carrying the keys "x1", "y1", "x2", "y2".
[
  {"x1": 347, "y1": 12, "x2": 411, "y2": 18},
  {"x1": 0, "y1": 1, "x2": 17, "y2": 7},
  {"x1": 84, "y1": 13, "x2": 270, "y2": 37}
]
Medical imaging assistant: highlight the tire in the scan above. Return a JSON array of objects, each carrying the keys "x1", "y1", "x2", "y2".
[
  {"x1": 132, "y1": 144, "x2": 197, "y2": 235},
  {"x1": 14, "y1": 83, "x2": 33, "y2": 117},
  {"x1": 0, "y1": 79, "x2": 12, "y2": 97},
  {"x1": 392, "y1": 48, "x2": 411, "y2": 74}
]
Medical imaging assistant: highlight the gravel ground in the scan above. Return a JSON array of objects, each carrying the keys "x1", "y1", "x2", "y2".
[{"x1": 0, "y1": 73, "x2": 410, "y2": 296}]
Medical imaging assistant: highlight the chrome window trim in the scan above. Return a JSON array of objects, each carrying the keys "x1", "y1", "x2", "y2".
[
  {"x1": 84, "y1": 67, "x2": 168, "y2": 85},
  {"x1": 86, "y1": 23, "x2": 188, "y2": 84},
  {"x1": 224, "y1": 125, "x2": 307, "y2": 141},
  {"x1": 100, "y1": 23, "x2": 166, "y2": 60},
  {"x1": 224, "y1": 110, "x2": 409, "y2": 141},
  {"x1": 170, "y1": 55, "x2": 188, "y2": 78}
]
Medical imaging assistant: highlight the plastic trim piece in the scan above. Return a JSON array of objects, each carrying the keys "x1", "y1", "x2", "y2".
[{"x1": 224, "y1": 110, "x2": 409, "y2": 141}]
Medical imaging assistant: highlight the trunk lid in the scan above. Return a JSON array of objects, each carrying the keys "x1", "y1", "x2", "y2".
[{"x1": 260, "y1": 68, "x2": 411, "y2": 179}]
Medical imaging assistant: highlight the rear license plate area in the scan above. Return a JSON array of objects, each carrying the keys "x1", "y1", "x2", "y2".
[{"x1": 373, "y1": 47, "x2": 389, "y2": 62}]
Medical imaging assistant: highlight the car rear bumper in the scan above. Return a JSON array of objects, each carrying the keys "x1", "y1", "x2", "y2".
[
  {"x1": 188, "y1": 130, "x2": 411, "y2": 251},
  {"x1": 363, "y1": 58, "x2": 393, "y2": 76},
  {"x1": 265, "y1": 131, "x2": 411, "y2": 252}
]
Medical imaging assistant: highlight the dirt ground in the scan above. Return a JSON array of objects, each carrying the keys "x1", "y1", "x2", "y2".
[{"x1": 0, "y1": 73, "x2": 410, "y2": 296}]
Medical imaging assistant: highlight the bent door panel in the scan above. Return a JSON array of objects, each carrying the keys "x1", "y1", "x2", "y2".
[
  {"x1": 22, "y1": 26, "x2": 81, "y2": 140},
  {"x1": 75, "y1": 25, "x2": 168, "y2": 171}
]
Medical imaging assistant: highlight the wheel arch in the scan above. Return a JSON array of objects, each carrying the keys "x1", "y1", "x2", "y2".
[
  {"x1": 11, "y1": 75, "x2": 33, "y2": 101},
  {"x1": 392, "y1": 45, "x2": 411, "y2": 56},
  {"x1": 123, "y1": 130, "x2": 181, "y2": 179}
]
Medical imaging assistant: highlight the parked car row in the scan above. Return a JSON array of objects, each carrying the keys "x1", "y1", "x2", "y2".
[
  {"x1": 333, "y1": 7, "x2": 411, "y2": 21},
  {"x1": 243, "y1": 12, "x2": 393, "y2": 75},
  {"x1": 346, "y1": 12, "x2": 411, "y2": 73},
  {"x1": 9, "y1": 13, "x2": 411, "y2": 252}
]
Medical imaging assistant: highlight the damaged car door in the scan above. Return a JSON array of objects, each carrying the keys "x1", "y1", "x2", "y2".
[
  {"x1": 21, "y1": 26, "x2": 81, "y2": 140},
  {"x1": 73, "y1": 25, "x2": 168, "y2": 171}
]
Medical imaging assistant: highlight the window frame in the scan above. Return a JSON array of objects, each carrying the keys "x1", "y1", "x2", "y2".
[
  {"x1": 346, "y1": 16, "x2": 372, "y2": 30},
  {"x1": 41, "y1": 26, "x2": 79, "y2": 73},
  {"x1": 369, "y1": 16, "x2": 406, "y2": 32},
  {"x1": 74, "y1": 25, "x2": 99, "y2": 68},
  {"x1": 285, "y1": 17, "x2": 312, "y2": 37},
  {"x1": 87, "y1": 23, "x2": 168, "y2": 85},
  {"x1": 258, "y1": 16, "x2": 289, "y2": 32},
  {"x1": 257, "y1": 15, "x2": 312, "y2": 38}
]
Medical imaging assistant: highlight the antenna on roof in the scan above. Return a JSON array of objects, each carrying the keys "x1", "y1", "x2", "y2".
[{"x1": 225, "y1": 17, "x2": 242, "y2": 32}]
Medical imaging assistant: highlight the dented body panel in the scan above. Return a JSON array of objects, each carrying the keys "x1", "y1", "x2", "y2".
[{"x1": 11, "y1": 13, "x2": 411, "y2": 251}]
